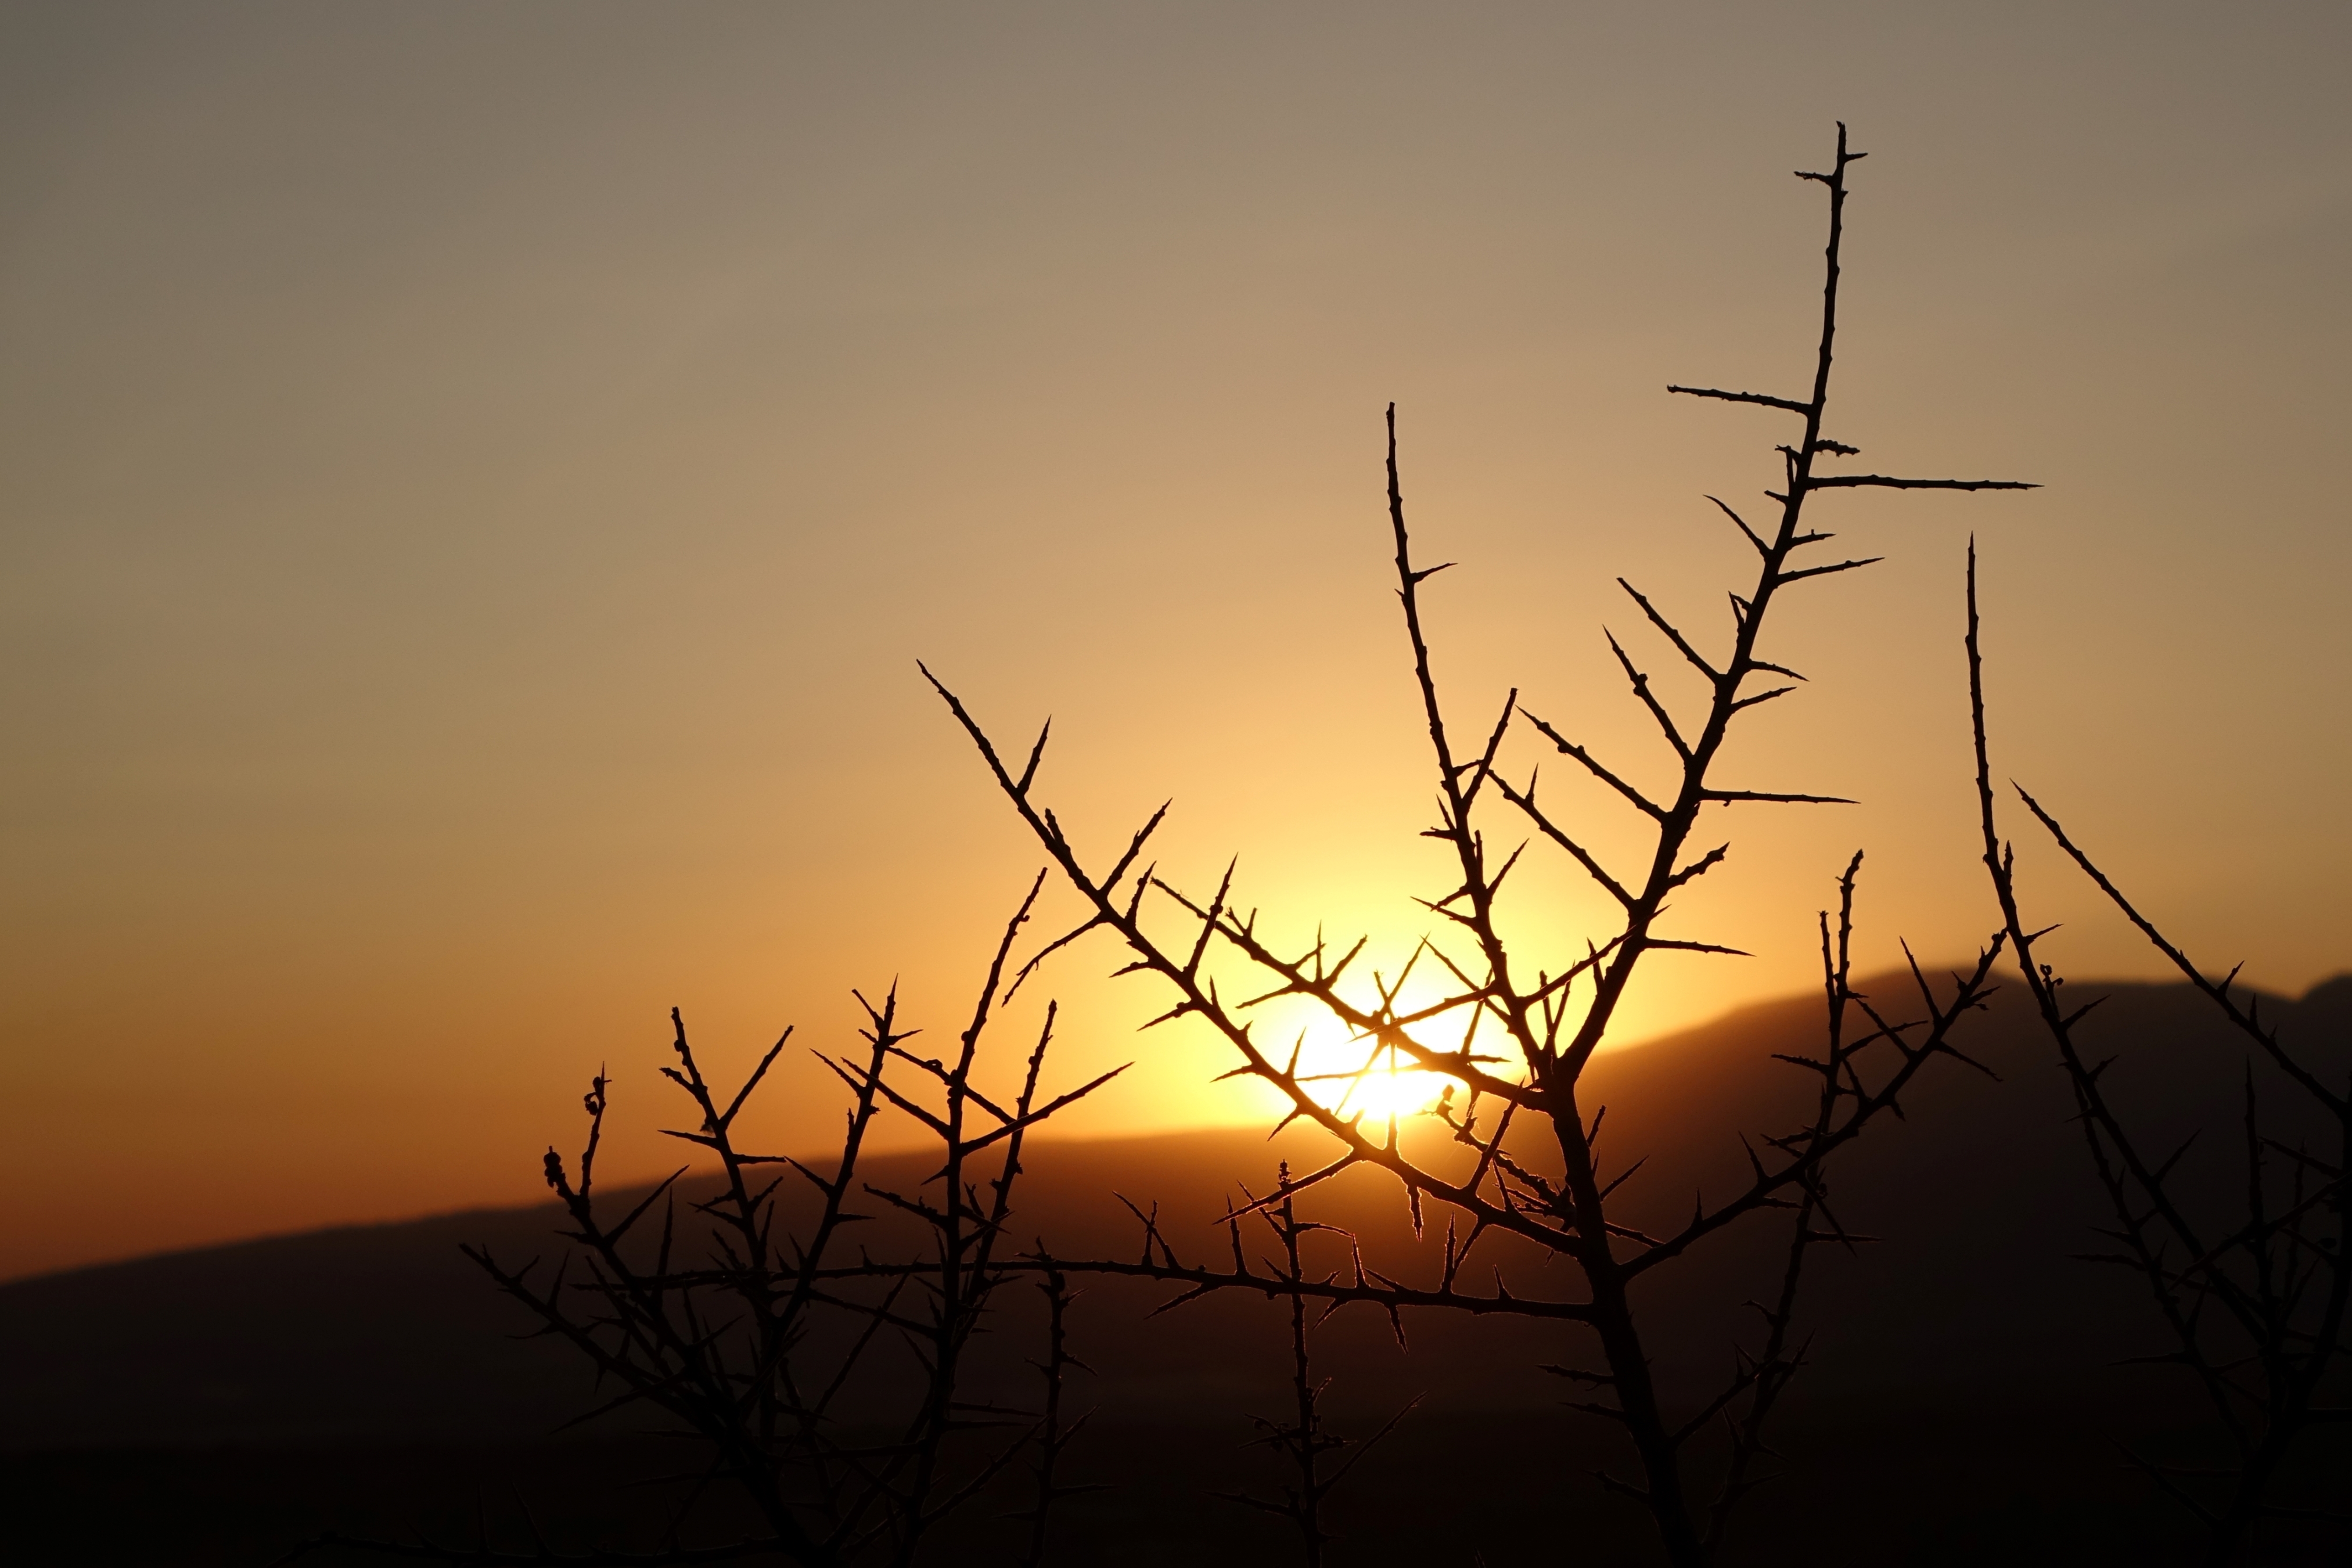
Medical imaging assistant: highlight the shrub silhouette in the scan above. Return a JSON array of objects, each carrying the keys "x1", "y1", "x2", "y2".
[
  {"x1": 1968, "y1": 549, "x2": 2352, "y2": 1562},
  {"x1": 297, "y1": 877, "x2": 1117, "y2": 1566},
  {"x1": 307, "y1": 124, "x2": 2352, "y2": 1568},
  {"x1": 929, "y1": 124, "x2": 2034, "y2": 1566}
]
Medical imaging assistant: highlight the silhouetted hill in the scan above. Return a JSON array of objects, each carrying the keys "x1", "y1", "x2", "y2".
[{"x1": 6, "y1": 974, "x2": 2349, "y2": 1564}]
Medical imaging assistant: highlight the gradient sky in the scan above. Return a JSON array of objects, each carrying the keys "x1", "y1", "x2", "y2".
[{"x1": 4, "y1": 2, "x2": 2349, "y2": 1281}]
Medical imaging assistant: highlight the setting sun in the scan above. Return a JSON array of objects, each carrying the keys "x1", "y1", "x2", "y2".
[
  {"x1": 1247, "y1": 978, "x2": 1480, "y2": 1127},
  {"x1": 1302, "y1": 1033, "x2": 1452, "y2": 1123}
]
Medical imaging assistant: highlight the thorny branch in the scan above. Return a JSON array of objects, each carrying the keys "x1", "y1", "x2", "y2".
[
  {"x1": 933, "y1": 124, "x2": 2026, "y2": 1566},
  {"x1": 1968, "y1": 544, "x2": 2351, "y2": 1565},
  {"x1": 1211, "y1": 1168, "x2": 1419, "y2": 1568},
  {"x1": 287, "y1": 879, "x2": 1121, "y2": 1568}
]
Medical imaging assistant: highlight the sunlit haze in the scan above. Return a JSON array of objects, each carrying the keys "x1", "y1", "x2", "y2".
[{"x1": 3, "y1": 2, "x2": 2348, "y2": 1281}]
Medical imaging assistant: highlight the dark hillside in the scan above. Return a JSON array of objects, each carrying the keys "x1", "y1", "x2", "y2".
[{"x1": 6, "y1": 975, "x2": 2348, "y2": 1563}]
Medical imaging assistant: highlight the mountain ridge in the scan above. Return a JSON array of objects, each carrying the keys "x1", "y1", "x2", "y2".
[{"x1": 8, "y1": 972, "x2": 2347, "y2": 1451}]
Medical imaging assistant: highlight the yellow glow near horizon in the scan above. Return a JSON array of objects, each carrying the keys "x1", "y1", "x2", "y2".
[
  {"x1": 1303, "y1": 1033, "x2": 1453, "y2": 1124},
  {"x1": 1247, "y1": 968, "x2": 1490, "y2": 1127},
  {"x1": 1187, "y1": 910, "x2": 1747, "y2": 1138}
]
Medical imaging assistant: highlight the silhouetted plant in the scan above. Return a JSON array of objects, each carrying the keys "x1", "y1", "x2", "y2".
[
  {"x1": 1967, "y1": 548, "x2": 2352, "y2": 1563},
  {"x1": 293, "y1": 875, "x2": 1119, "y2": 1567},
  {"x1": 1011, "y1": 1258, "x2": 1101, "y2": 1568},
  {"x1": 929, "y1": 125, "x2": 2031, "y2": 1566},
  {"x1": 1193, "y1": 1165, "x2": 1416, "y2": 1566}
]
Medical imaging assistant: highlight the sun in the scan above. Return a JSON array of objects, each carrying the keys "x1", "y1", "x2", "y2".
[
  {"x1": 1335, "y1": 1056, "x2": 1450, "y2": 1121},
  {"x1": 1286, "y1": 1016, "x2": 1452, "y2": 1124}
]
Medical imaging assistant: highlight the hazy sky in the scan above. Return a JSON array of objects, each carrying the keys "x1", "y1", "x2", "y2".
[{"x1": 5, "y1": 2, "x2": 2349, "y2": 1279}]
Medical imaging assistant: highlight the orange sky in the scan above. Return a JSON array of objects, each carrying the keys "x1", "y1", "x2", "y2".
[{"x1": 3, "y1": 2, "x2": 2349, "y2": 1282}]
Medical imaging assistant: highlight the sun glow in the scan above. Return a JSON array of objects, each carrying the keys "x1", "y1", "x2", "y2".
[
  {"x1": 1281, "y1": 1010, "x2": 1460, "y2": 1125},
  {"x1": 1329, "y1": 1055, "x2": 1451, "y2": 1123}
]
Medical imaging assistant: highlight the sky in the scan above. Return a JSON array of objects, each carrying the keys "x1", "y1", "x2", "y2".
[{"x1": 3, "y1": 2, "x2": 2349, "y2": 1281}]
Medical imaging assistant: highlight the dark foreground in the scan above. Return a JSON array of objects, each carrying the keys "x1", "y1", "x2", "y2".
[{"x1": 13, "y1": 1407, "x2": 2351, "y2": 1567}]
